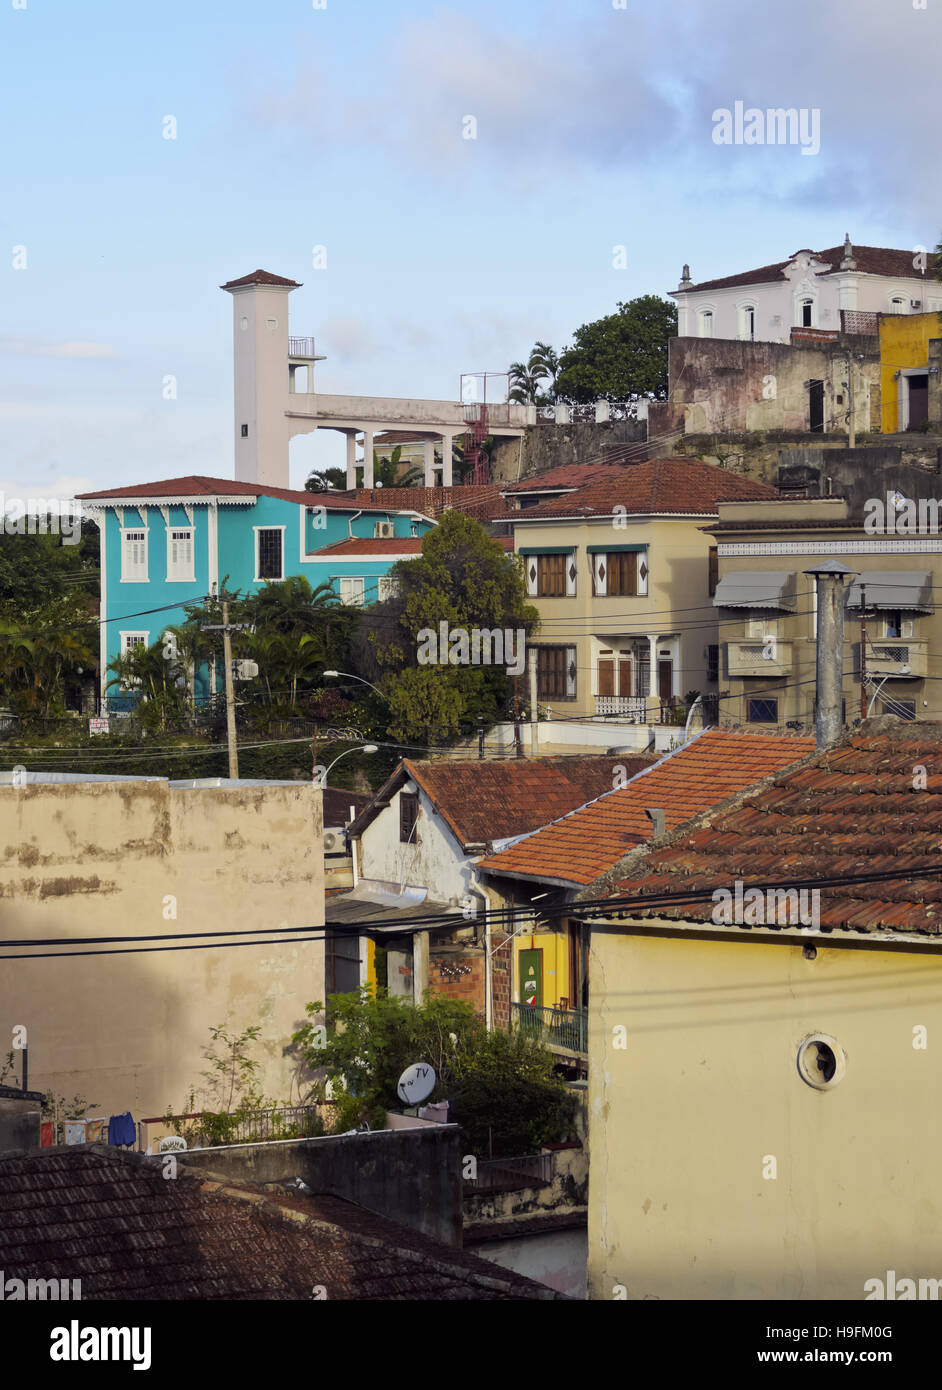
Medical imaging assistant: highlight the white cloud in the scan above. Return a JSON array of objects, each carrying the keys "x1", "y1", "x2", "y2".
[{"x1": 0, "y1": 335, "x2": 118, "y2": 360}]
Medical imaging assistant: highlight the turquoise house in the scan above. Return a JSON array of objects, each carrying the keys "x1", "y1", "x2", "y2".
[{"x1": 76, "y1": 475, "x2": 435, "y2": 708}]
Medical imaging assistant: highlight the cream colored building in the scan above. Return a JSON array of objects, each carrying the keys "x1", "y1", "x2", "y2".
[
  {"x1": 711, "y1": 496, "x2": 941, "y2": 727},
  {"x1": 501, "y1": 459, "x2": 778, "y2": 722},
  {"x1": 582, "y1": 716, "x2": 942, "y2": 1300},
  {"x1": 0, "y1": 773, "x2": 324, "y2": 1121}
]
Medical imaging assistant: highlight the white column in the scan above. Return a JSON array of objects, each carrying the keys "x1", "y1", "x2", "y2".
[
  {"x1": 440, "y1": 433, "x2": 455, "y2": 487},
  {"x1": 648, "y1": 635, "x2": 659, "y2": 699},
  {"x1": 345, "y1": 432, "x2": 357, "y2": 489},
  {"x1": 423, "y1": 439, "x2": 436, "y2": 487},
  {"x1": 361, "y1": 429, "x2": 374, "y2": 489}
]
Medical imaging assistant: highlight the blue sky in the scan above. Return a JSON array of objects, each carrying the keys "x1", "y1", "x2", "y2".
[{"x1": 2, "y1": 0, "x2": 939, "y2": 498}]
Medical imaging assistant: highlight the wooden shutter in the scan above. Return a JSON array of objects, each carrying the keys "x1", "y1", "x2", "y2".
[
  {"x1": 598, "y1": 659, "x2": 615, "y2": 697},
  {"x1": 618, "y1": 656, "x2": 633, "y2": 696}
]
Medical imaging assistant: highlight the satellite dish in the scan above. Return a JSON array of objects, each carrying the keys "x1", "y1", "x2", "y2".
[{"x1": 397, "y1": 1062, "x2": 436, "y2": 1106}]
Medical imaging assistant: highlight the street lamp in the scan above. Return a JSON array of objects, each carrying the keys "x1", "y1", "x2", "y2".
[
  {"x1": 323, "y1": 670, "x2": 386, "y2": 701},
  {"x1": 321, "y1": 743, "x2": 379, "y2": 784}
]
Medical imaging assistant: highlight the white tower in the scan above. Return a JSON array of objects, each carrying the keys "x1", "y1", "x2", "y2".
[{"x1": 221, "y1": 269, "x2": 323, "y2": 489}]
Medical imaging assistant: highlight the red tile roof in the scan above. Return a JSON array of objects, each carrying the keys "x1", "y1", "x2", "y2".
[
  {"x1": 220, "y1": 269, "x2": 302, "y2": 289},
  {"x1": 599, "y1": 720, "x2": 942, "y2": 936},
  {"x1": 502, "y1": 463, "x2": 627, "y2": 495},
  {"x1": 477, "y1": 729, "x2": 816, "y2": 886},
  {"x1": 677, "y1": 245, "x2": 928, "y2": 295},
  {"x1": 353, "y1": 485, "x2": 506, "y2": 523},
  {"x1": 314, "y1": 537, "x2": 426, "y2": 555},
  {"x1": 0, "y1": 1145, "x2": 558, "y2": 1299},
  {"x1": 349, "y1": 754, "x2": 655, "y2": 849},
  {"x1": 499, "y1": 458, "x2": 778, "y2": 522},
  {"x1": 76, "y1": 476, "x2": 398, "y2": 511}
]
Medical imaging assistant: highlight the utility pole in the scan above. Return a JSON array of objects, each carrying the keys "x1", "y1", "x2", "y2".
[
  {"x1": 859, "y1": 583, "x2": 868, "y2": 722},
  {"x1": 513, "y1": 685, "x2": 522, "y2": 758},
  {"x1": 846, "y1": 353, "x2": 856, "y2": 449},
  {"x1": 201, "y1": 594, "x2": 251, "y2": 780},
  {"x1": 804, "y1": 561, "x2": 854, "y2": 750},
  {"x1": 529, "y1": 647, "x2": 539, "y2": 756}
]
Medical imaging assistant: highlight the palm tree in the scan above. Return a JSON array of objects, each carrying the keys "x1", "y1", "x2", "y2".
[
  {"x1": 373, "y1": 444, "x2": 425, "y2": 489},
  {"x1": 508, "y1": 344, "x2": 558, "y2": 404}
]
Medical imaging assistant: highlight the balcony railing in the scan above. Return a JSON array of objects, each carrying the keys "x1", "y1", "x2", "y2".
[
  {"x1": 727, "y1": 639, "x2": 794, "y2": 677},
  {"x1": 594, "y1": 695, "x2": 648, "y2": 721},
  {"x1": 512, "y1": 1001, "x2": 587, "y2": 1056},
  {"x1": 463, "y1": 1152, "x2": 553, "y2": 1193},
  {"x1": 289, "y1": 336, "x2": 317, "y2": 357}
]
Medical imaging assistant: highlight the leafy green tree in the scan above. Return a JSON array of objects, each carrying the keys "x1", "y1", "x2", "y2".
[
  {"x1": 105, "y1": 636, "x2": 191, "y2": 731},
  {"x1": 305, "y1": 466, "x2": 347, "y2": 492},
  {"x1": 292, "y1": 990, "x2": 575, "y2": 1156},
  {"x1": 350, "y1": 511, "x2": 539, "y2": 741},
  {"x1": 555, "y1": 294, "x2": 677, "y2": 402}
]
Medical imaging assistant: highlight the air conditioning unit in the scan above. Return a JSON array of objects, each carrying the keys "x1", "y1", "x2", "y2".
[
  {"x1": 911, "y1": 300, "x2": 922, "y2": 310},
  {"x1": 231, "y1": 659, "x2": 259, "y2": 681},
  {"x1": 323, "y1": 830, "x2": 341, "y2": 853},
  {"x1": 374, "y1": 521, "x2": 395, "y2": 539}
]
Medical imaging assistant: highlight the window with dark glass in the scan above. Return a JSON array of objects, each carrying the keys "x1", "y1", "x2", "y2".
[
  {"x1": 400, "y1": 793, "x2": 419, "y2": 844},
  {"x1": 536, "y1": 645, "x2": 576, "y2": 700},
  {"x1": 256, "y1": 528, "x2": 283, "y2": 580},
  {"x1": 747, "y1": 697, "x2": 778, "y2": 723}
]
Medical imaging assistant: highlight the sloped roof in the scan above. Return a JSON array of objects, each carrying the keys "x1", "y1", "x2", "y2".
[
  {"x1": 353, "y1": 485, "x2": 506, "y2": 524},
  {"x1": 502, "y1": 463, "x2": 627, "y2": 495},
  {"x1": 676, "y1": 245, "x2": 928, "y2": 295},
  {"x1": 0, "y1": 1145, "x2": 559, "y2": 1299},
  {"x1": 76, "y1": 476, "x2": 400, "y2": 511},
  {"x1": 598, "y1": 719, "x2": 942, "y2": 936},
  {"x1": 477, "y1": 729, "x2": 816, "y2": 887},
  {"x1": 348, "y1": 754, "x2": 655, "y2": 849},
  {"x1": 220, "y1": 269, "x2": 302, "y2": 289},
  {"x1": 498, "y1": 459, "x2": 777, "y2": 522},
  {"x1": 314, "y1": 537, "x2": 426, "y2": 556}
]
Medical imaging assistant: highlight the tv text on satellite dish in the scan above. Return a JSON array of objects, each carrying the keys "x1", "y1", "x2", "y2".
[{"x1": 397, "y1": 1062, "x2": 436, "y2": 1106}]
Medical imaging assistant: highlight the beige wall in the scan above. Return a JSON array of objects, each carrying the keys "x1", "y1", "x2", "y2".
[
  {"x1": 588, "y1": 925, "x2": 942, "y2": 1299},
  {"x1": 0, "y1": 779, "x2": 324, "y2": 1120},
  {"x1": 517, "y1": 515, "x2": 717, "y2": 719},
  {"x1": 713, "y1": 498, "x2": 940, "y2": 726}
]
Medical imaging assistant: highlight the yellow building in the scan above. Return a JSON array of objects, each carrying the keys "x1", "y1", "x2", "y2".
[
  {"x1": 583, "y1": 717, "x2": 942, "y2": 1300},
  {"x1": 880, "y1": 310, "x2": 942, "y2": 432},
  {"x1": 499, "y1": 458, "x2": 778, "y2": 724}
]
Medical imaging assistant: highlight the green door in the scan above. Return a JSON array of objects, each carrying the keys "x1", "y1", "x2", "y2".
[{"x1": 519, "y1": 948, "x2": 543, "y2": 1011}]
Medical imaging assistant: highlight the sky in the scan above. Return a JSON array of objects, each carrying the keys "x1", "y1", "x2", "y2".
[{"x1": 1, "y1": 0, "x2": 940, "y2": 500}]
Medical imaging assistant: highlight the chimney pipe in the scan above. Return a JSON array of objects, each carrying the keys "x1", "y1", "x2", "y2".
[
  {"x1": 645, "y1": 807, "x2": 666, "y2": 838},
  {"x1": 804, "y1": 561, "x2": 855, "y2": 750}
]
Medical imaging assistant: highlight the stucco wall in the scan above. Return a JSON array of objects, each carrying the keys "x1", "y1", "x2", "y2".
[
  {"x1": 359, "y1": 784, "x2": 471, "y2": 904},
  {"x1": 588, "y1": 927, "x2": 942, "y2": 1300},
  {"x1": 0, "y1": 779, "x2": 324, "y2": 1120}
]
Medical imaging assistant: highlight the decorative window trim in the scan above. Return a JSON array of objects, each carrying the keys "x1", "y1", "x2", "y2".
[
  {"x1": 166, "y1": 525, "x2": 195, "y2": 582},
  {"x1": 120, "y1": 526, "x2": 149, "y2": 583},
  {"x1": 253, "y1": 525, "x2": 286, "y2": 582},
  {"x1": 339, "y1": 576, "x2": 366, "y2": 607},
  {"x1": 719, "y1": 539, "x2": 942, "y2": 555}
]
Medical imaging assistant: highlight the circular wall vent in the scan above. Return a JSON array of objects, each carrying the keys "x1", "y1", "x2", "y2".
[{"x1": 797, "y1": 1033, "x2": 846, "y2": 1090}]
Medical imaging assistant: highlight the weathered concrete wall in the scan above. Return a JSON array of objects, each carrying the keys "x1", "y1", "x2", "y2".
[
  {"x1": 183, "y1": 1125, "x2": 464, "y2": 1247},
  {"x1": 778, "y1": 444, "x2": 942, "y2": 514},
  {"x1": 0, "y1": 779, "x2": 324, "y2": 1120},
  {"x1": 469, "y1": 1225, "x2": 587, "y2": 1299},
  {"x1": 463, "y1": 1144, "x2": 587, "y2": 1226},
  {"x1": 663, "y1": 334, "x2": 882, "y2": 439},
  {"x1": 0, "y1": 1097, "x2": 41, "y2": 1153},
  {"x1": 490, "y1": 418, "x2": 648, "y2": 485}
]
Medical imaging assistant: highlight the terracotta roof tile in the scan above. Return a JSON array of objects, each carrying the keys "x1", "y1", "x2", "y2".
[
  {"x1": 0, "y1": 1145, "x2": 561, "y2": 1300},
  {"x1": 502, "y1": 464, "x2": 626, "y2": 494},
  {"x1": 606, "y1": 720, "x2": 942, "y2": 937},
  {"x1": 77, "y1": 476, "x2": 395, "y2": 510},
  {"x1": 220, "y1": 269, "x2": 302, "y2": 289},
  {"x1": 498, "y1": 458, "x2": 777, "y2": 523},
  {"x1": 314, "y1": 537, "x2": 426, "y2": 555},
  {"x1": 477, "y1": 729, "x2": 815, "y2": 886}
]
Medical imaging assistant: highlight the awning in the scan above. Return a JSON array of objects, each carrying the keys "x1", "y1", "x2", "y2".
[
  {"x1": 713, "y1": 571, "x2": 798, "y2": 610},
  {"x1": 846, "y1": 571, "x2": 933, "y2": 611}
]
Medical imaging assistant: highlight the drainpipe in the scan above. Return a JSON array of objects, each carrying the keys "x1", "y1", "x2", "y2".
[
  {"x1": 347, "y1": 509, "x2": 363, "y2": 539},
  {"x1": 804, "y1": 561, "x2": 855, "y2": 749}
]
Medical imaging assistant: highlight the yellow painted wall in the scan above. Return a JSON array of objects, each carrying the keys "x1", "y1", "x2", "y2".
[
  {"x1": 588, "y1": 926, "x2": 942, "y2": 1300},
  {"x1": 0, "y1": 780, "x2": 324, "y2": 1120},
  {"x1": 513, "y1": 929, "x2": 571, "y2": 1008},
  {"x1": 880, "y1": 312, "x2": 938, "y2": 432}
]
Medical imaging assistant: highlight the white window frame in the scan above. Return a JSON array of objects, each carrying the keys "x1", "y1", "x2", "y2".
[
  {"x1": 339, "y1": 576, "x2": 366, "y2": 607},
  {"x1": 377, "y1": 575, "x2": 401, "y2": 602},
  {"x1": 796, "y1": 295, "x2": 816, "y2": 329},
  {"x1": 253, "y1": 525, "x2": 286, "y2": 582},
  {"x1": 166, "y1": 526, "x2": 195, "y2": 582},
  {"x1": 888, "y1": 295, "x2": 908, "y2": 315},
  {"x1": 118, "y1": 630, "x2": 150, "y2": 688},
  {"x1": 737, "y1": 302, "x2": 756, "y2": 341},
  {"x1": 120, "y1": 526, "x2": 149, "y2": 583},
  {"x1": 698, "y1": 307, "x2": 715, "y2": 338}
]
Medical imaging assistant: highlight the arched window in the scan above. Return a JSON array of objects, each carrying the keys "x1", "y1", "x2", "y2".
[
  {"x1": 698, "y1": 309, "x2": 714, "y2": 338},
  {"x1": 739, "y1": 304, "x2": 756, "y2": 340},
  {"x1": 889, "y1": 296, "x2": 907, "y2": 314},
  {"x1": 799, "y1": 298, "x2": 814, "y2": 328}
]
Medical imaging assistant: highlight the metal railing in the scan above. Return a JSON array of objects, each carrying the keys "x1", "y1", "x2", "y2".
[
  {"x1": 464, "y1": 1152, "x2": 553, "y2": 1192},
  {"x1": 289, "y1": 336, "x2": 317, "y2": 357},
  {"x1": 594, "y1": 695, "x2": 648, "y2": 721},
  {"x1": 512, "y1": 1001, "x2": 588, "y2": 1055}
]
